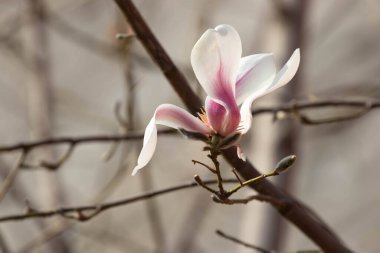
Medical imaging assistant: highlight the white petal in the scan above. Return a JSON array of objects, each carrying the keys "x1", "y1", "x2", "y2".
[
  {"x1": 264, "y1": 48, "x2": 300, "y2": 94},
  {"x1": 239, "y1": 49, "x2": 300, "y2": 134},
  {"x1": 132, "y1": 104, "x2": 211, "y2": 175},
  {"x1": 235, "y1": 54, "x2": 276, "y2": 105},
  {"x1": 132, "y1": 117, "x2": 157, "y2": 175},
  {"x1": 239, "y1": 93, "x2": 258, "y2": 134},
  {"x1": 191, "y1": 24, "x2": 242, "y2": 105}
]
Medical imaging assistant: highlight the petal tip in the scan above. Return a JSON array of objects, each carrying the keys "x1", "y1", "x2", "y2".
[{"x1": 131, "y1": 165, "x2": 141, "y2": 176}]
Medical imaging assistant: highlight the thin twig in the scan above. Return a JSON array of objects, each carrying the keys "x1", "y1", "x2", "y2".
[
  {"x1": 21, "y1": 144, "x2": 75, "y2": 170},
  {"x1": 216, "y1": 229, "x2": 321, "y2": 253},
  {"x1": 0, "y1": 129, "x2": 176, "y2": 153},
  {"x1": 213, "y1": 194, "x2": 285, "y2": 207},
  {"x1": 192, "y1": 160, "x2": 216, "y2": 174},
  {"x1": 0, "y1": 152, "x2": 27, "y2": 202},
  {"x1": 0, "y1": 179, "x2": 238, "y2": 223},
  {"x1": 232, "y1": 169, "x2": 243, "y2": 185},
  {"x1": 251, "y1": 99, "x2": 380, "y2": 120},
  {"x1": 216, "y1": 229, "x2": 270, "y2": 253}
]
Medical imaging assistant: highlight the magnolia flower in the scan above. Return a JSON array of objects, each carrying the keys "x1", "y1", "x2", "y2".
[{"x1": 132, "y1": 24, "x2": 300, "y2": 175}]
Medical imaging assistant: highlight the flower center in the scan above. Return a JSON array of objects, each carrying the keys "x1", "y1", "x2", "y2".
[{"x1": 197, "y1": 108, "x2": 213, "y2": 131}]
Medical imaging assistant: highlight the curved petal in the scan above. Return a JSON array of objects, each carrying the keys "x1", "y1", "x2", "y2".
[
  {"x1": 132, "y1": 104, "x2": 211, "y2": 175},
  {"x1": 235, "y1": 54, "x2": 277, "y2": 105},
  {"x1": 191, "y1": 24, "x2": 241, "y2": 107},
  {"x1": 239, "y1": 49, "x2": 300, "y2": 134},
  {"x1": 155, "y1": 104, "x2": 211, "y2": 133},
  {"x1": 132, "y1": 117, "x2": 157, "y2": 175},
  {"x1": 264, "y1": 48, "x2": 300, "y2": 94}
]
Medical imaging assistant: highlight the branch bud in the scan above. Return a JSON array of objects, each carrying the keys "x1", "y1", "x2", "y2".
[
  {"x1": 274, "y1": 155, "x2": 296, "y2": 174},
  {"x1": 194, "y1": 174, "x2": 202, "y2": 185}
]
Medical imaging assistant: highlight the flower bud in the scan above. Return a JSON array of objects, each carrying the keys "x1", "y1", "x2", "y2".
[{"x1": 274, "y1": 155, "x2": 296, "y2": 174}]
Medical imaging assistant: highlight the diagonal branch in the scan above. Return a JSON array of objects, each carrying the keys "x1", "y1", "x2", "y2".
[
  {"x1": 113, "y1": 0, "x2": 202, "y2": 114},
  {"x1": 112, "y1": 1, "x2": 354, "y2": 252}
]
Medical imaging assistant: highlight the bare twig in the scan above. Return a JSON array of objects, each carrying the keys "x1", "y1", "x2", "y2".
[
  {"x1": 213, "y1": 194, "x2": 285, "y2": 207},
  {"x1": 251, "y1": 99, "x2": 380, "y2": 124},
  {"x1": 0, "y1": 179, "x2": 237, "y2": 223},
  {"x1": 0, "y1": 129, "x2": 176, "y2": 153},
  {"x1": 216, "y1": 229, "x2": 321, "y2": 253},
  {"x1": 252, "y1": 100, "x2": 379, "y2": 115},
  {"x1": 216, "y1": 229, "x2": 270, "y2": 253},
  {"x1": 21, "y1": 144, "x2": 75, "y2": 170},
  {"x1": 112, "y1": 1, "x2": 354, "y2": 252},
  {"x1": 192, "y1": 159, "x2": 216, "y2": 173},
  {"x1": 0, "y1": 152, "x2": 27, "y2": 202}
]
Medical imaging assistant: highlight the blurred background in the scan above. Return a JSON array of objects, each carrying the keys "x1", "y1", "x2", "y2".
[{"x1": 0, "y1": 0, "x2": 380, "y2": 252}]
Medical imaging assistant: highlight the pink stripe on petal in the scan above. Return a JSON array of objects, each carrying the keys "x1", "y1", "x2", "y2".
[
  {"x1": 155, "y1": 104, "x2": 211, "y2": 134},
  {"x1": 191, "y1": 24, "x2": 241, "y2": 105},
  {"x1": 205, "y1": 97, "x2": 226, "y2": 134}
]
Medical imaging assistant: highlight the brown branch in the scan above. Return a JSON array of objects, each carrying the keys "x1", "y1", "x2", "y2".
[
  {"x1": 251, "y1": 99, "x2": 380, "y2": 118},
  {"x1": 0, "y1": 129, "x2": 176, "y2": 153},
  {"x1": 112, "y1": 1, "x2": 354, "y2": 252},
  {"x1": 0, "y1": 179, "x2": 238, "y2": 223},
  {"x1": 113, "y1": 0, "x2": 203, "y2": 115}
]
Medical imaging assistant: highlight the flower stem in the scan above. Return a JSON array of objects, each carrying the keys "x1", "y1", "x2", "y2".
[
  {"x1": 227, "y1": 171, "x2": 278, "y2": 197},
  {"x1": 211, "y1": 152, "x2": 225, "y2": 195}
]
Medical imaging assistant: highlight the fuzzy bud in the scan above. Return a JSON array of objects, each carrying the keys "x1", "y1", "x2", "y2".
[{"x1": 274, "y1": 155, "x2": 296, "y2": 174}]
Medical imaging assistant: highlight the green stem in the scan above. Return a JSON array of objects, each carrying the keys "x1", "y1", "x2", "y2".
[
  {"x1": 210, "y1": 150, "x2": 225, "y2": 194},
  {"x1": 227, "y1": 172, "x2": 278, "y2": 197}
]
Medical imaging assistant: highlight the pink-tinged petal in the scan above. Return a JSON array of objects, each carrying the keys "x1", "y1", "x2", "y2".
[
  {"x1": 155, "y1": 104, "x2": 211, "y2": 134},
  {"x1": 205, "y1": 97, "x2": 241, "y2": 136},
  {"x1": 235, "y1": 54, "x2": 276, "y2": 105},
  {"x1": 191, "y1": 24, "x2": 241, "y2": 106},
  {"x1": 239, "y1": 49, "x2": 300, "y2": 134},
  {"x1": 205, "y1": 97, "x2": 226, "y2": 134},
  {"x1": 132, "y1": 104, "x2": 211, "y2": 175}
]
